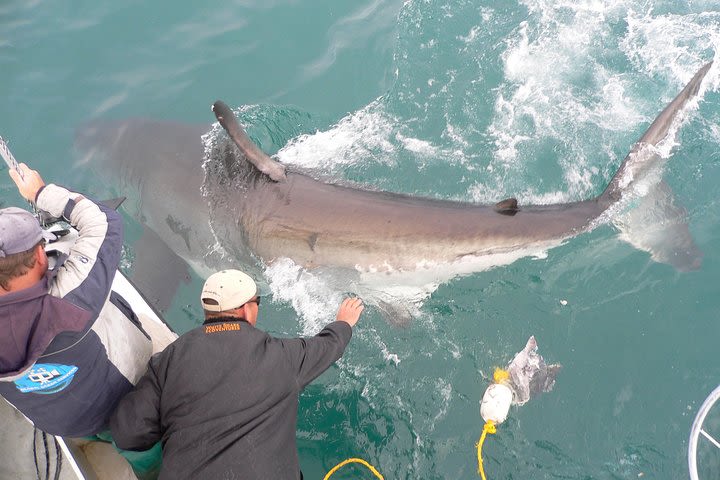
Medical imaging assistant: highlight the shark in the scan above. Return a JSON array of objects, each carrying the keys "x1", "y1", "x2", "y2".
[{"x1": 74, "y1": 62, "x2": 712, "y2": 323}]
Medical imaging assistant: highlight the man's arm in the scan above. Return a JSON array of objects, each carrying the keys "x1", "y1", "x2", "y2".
[
  {"x1": 109, "y1": 357, "x2": 164, "y2": 451},
  {"x1": 281, "y1": 297, "x2": 363, "y2": 389},
  {"x1": 11, "y1": 164, "x2": 123, "y2": 311}
]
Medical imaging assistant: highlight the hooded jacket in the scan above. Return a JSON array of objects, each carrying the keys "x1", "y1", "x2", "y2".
[{"x1": 0, "y1": 184, "x2": 152, "y2": 437}]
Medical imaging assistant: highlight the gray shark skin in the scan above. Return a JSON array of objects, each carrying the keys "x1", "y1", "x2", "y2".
[
  {"x1": 506, "y1": 336, "x2": 561, "y2": 405},
  {"x1": 74, "y1": 62, "x2": 711, "y2": 317}
]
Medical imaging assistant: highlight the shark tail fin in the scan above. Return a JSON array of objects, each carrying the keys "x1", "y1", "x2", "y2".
[
  {"x1": 599, "y1": 61, "x2": 712, "y2": 205},
  {"x1": 596, "y1": 62, "x2": 712, "y2": 271}
]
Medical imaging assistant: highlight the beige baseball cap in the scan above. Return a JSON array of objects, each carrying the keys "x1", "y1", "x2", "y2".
[{"x1": 200, "y1": 269, "x2": 257, "y2": 312}]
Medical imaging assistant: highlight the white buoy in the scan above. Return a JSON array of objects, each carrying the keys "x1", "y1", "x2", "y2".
[{"x1": 480, "y1": 383, "x2": 513, "y2": 424}]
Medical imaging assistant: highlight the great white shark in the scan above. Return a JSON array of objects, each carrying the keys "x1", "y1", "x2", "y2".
[{"x1": 75, "y1": 62, "x2": 712, "y2": 322}]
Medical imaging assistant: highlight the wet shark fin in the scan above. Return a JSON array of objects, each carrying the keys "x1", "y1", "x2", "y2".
[
  {"x1": 100, "y1": 196, "x2": 126, "y2": 210},
  {"x1": 614, "y1": 180, "x2": 702, "y2": 271},
  {"x1": 596, "y1": 62, "x2": 711, "y2": 272},
  {"x1": 211, "y1": 100, "x2": 287, "y2": 182},
  {"x1": 375, "y1": 298, "x2": 414, "y2": 327},
  {"x1": 100, "y1": 196, "x2": 192, "y2": 311},
  {"x1": 601, "y1": 61, "x2": 712, "y2": 204},
  {"x1": 494, "y1": 197, "x2": 519, "y2": 215},
  {"x1": 130, "y1": 225, "x2": 193, "y2": 313}
]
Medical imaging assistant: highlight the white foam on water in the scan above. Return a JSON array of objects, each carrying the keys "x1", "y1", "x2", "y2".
[
  {"x1": 396, "y1": 132, "x2": 441, "y2": 156},
  {"x1": 359, "y1": 326, "x2": 403, "y2": 365},
  {"x1": 429, "y1": 380, "x2": 453, "y2": 432},
  {"x1": 275, "y1": 100, "x2": 398, "y2": 172},
  {"x1": 593, "y1": 75, "x2": 649, "y2": 131},
  {"x1": 621, "y1": 10, "x2": 720, "y2": 87},
  {"x1": 485, "y1": 2, "x2": 633, "y2": 199},
  {"x1": 479, "y1": 0, "x2": 720, "y2": 209},
  {"x1": 443, "y1": 121, "x2": 470, "y2": 151},
  {"x1": 493, "y1": 6, "x2": 627, "y2": 139},
  {"x1": 263, "y1": 256, "x2": 429, "y2": 329},
  {"x1": 263, "y1": 258, "x2": 342, "y2": 335},
  {"x1": 275, "y1": 97, "x2": 468, "y2": 185},
  {"x1": 708, "y1": 122, "x2": 720, "y2": 145}
]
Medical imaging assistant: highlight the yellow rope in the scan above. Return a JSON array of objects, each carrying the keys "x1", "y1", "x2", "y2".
[
  {"x1": 323, "y1": 457, "x2": 385, "y2": 480},
  {"x1": 476, "y1": 420, "x2": 496, "y2": 480}
]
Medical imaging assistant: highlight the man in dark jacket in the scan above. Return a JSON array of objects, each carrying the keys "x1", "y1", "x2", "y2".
[{"x1": 110, "y1": 269, "x2": 364, "y2": 479}]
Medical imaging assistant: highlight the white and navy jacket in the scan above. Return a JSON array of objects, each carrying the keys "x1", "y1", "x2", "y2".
[{"x1": 0, "y1": 184, "x2": 152, "y2": 437}]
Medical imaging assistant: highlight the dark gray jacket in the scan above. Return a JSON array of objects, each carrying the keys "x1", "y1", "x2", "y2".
[{"x1": 110, "y1": 317, "x2": 352, "y2": 479}]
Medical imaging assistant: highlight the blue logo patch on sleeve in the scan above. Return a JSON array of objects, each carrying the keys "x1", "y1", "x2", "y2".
[{"x1": 14, "y1": 363, "x2": 79, "y2": 394}]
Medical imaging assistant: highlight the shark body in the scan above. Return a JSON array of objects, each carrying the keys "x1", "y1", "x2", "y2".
[{"x1": 75, "y1": 62, "x2": 712, "y2": 320}]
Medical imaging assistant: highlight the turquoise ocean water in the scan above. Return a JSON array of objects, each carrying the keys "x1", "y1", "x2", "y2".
[{"x1": 3, "y1": 1, "x2": 720, "y2": 478}]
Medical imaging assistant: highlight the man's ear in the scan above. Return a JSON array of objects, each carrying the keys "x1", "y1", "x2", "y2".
[
  {"x1": 240, "y1": 304, "x2": 256, "y2": 325},
  {"x1": 35, "y1": 243, "x2": 48, "y2": 267}
]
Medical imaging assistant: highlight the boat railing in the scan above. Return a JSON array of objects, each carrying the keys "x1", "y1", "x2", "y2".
[{"x1": 689, "y1": 384, "x2": 720, "y2": 480}]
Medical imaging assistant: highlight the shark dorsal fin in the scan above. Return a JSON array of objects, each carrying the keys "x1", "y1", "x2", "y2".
[
  {"x1": 212, "y1": 100, "x2": 287, "y2": 182},
  {"x1": 494, "y1": 197, "x2": 518, "y2": 216}
]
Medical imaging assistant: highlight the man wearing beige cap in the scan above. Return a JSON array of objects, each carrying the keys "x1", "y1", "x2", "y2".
[{"x1": 110, "y1": 268, "x2": 364, "y2": 480}]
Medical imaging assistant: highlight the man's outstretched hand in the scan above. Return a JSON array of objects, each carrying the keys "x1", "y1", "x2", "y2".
[
  {"x1": 9, "y1": 163, "x2": 45, "y2": 203},
  {"x1": 336, "y1": 297, "x2": 364, "y2": 327}
]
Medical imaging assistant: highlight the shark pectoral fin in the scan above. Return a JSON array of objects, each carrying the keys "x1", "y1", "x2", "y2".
[
  {"x1": 211, "y1": 100, "x2": 287, "y2": 182},
  {"x1": 130, "y1": 225, "x2": 193, "y2": 312},
  {"x1": 494, "y1": 197, "x2": 519, "y2": 216},
  {"x1": 100, "y1": 197, "x2": 126, "y2": 210},
  {"x1": 374, "y1": 298, "x2": 414, "y2": 327},
  {"x1": 614, "y1": 181, "x2": 702, "y2": 271}
]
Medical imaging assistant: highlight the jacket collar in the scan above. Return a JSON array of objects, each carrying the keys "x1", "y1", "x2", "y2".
[
  {"x1": 0, "y1": 273, "x2": 50, "y2": 305},
  {"x1": 203, "y1": 316, "x2": 250, "y2": 326}
]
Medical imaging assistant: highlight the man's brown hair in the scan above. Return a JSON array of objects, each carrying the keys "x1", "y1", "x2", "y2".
[
  {"x1": 0, "y1": 241, "x2": 43, "y2": 290},
  {"x1": 203, "y1": 309, "x2": 245, "y2": 321}
]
